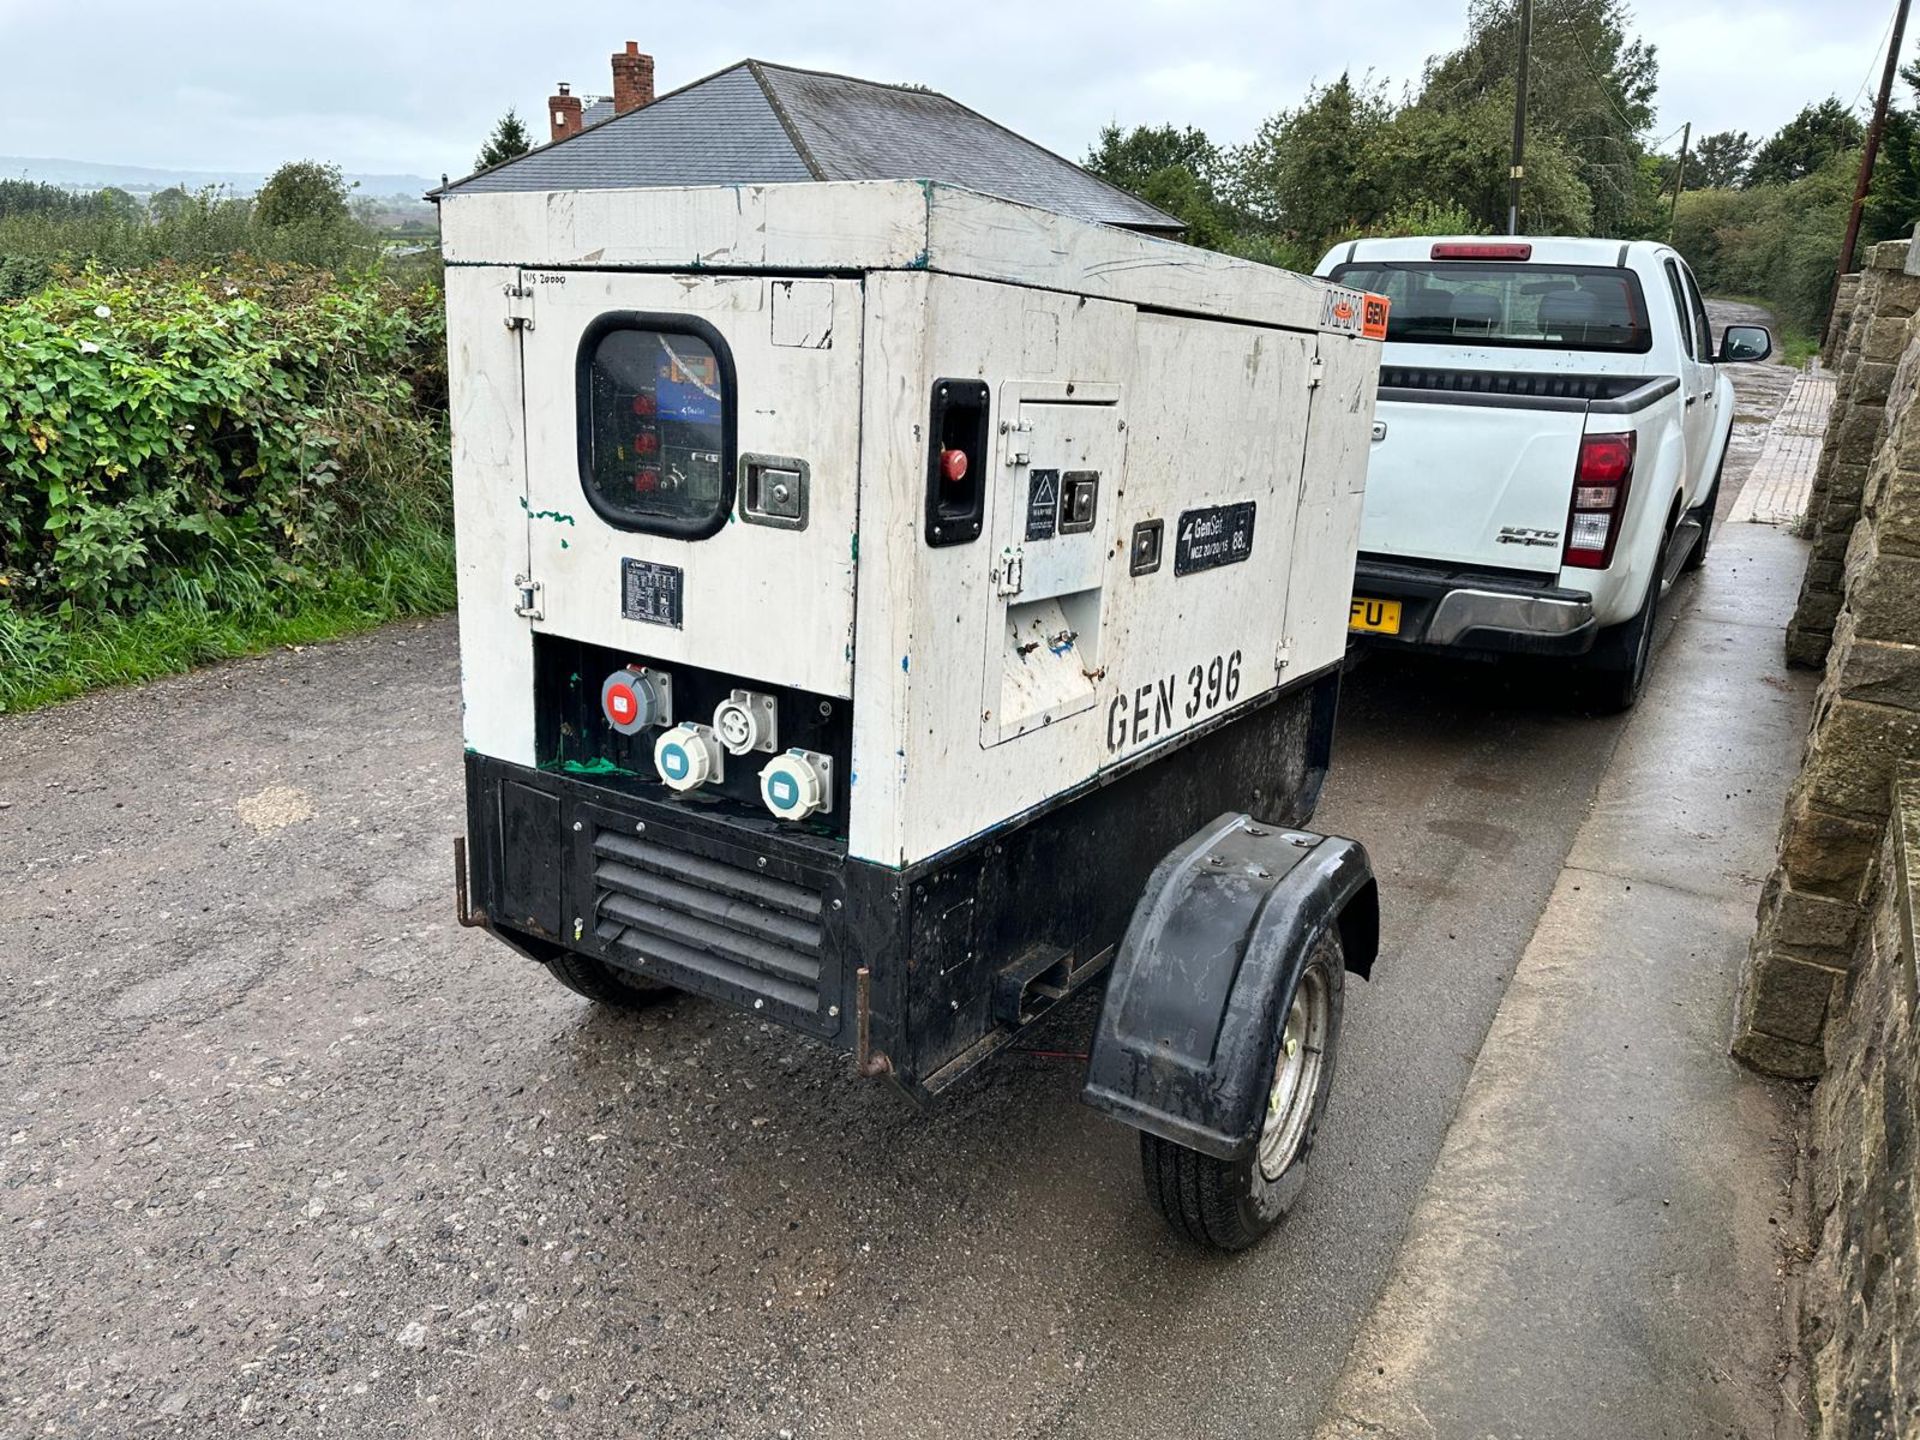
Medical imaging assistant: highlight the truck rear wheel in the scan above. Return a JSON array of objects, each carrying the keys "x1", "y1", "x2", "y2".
[
  {"x1": 1583, "y1": 527, "x2": 1670, "y2": 713},
  {"x1": 544, "y1": 952, "x2": 674, "y2": 1009},
  {"x1": 1140, "y1": 930, "x2": 1345, "y2": 1250}
]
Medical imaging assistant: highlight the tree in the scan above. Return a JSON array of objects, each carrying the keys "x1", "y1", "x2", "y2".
[
  {"x1": 1084, "y1": 123, "x2": 1237, "y2": 248},
  {"x1": 1690, "y1": 130, "x2": 1753, "y2": 189},
  {"x1": 1416, "y1": 0, "x2": 1658, "y2": 237},
  {"x1": 1746, "y1": 99, "x2": 1864, "y2": 187},
  {"x1": 148, "y1": 185, "x2": 191, "y2": 220},
  {"x1": 0, "y1": 179, "x2": 83, "y2": 218},
  {"x1": 1864, "y1": 107, "x2": 1920, "y2": 252},
  {"x1": 1229, "y1": 75, "x2": 1399, "y2": 246},
  {"x1": 1390, "y1": 88, "x2": 1594, "y2": 236},
  {"x1": 1085, "y1": 124, "x2": 1221, "y2": 194},
  {"x1": 91, "y1": 186, "x2": 141, "y2": 221},
  {"x1": 476, "y1": 109, "x2": 533, "y2": 171},
  {"x1": 254, "y1": 160, "x2": 352, "y2": 229}
]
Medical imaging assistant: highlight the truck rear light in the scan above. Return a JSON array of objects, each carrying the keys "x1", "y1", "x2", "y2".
[
  {"x1": 1569, "y1": 512, "x2": 1613, "y2": 551},
  {"x1": 1430, "y1": 242, "x2": 1533, "y2": 260},
  {"x1": 1577, "y1": 433, "x2": 1632, "y2": 482},
  {"x1": 1564, "y1": 432, "x2": 1635, "y2": 569}
]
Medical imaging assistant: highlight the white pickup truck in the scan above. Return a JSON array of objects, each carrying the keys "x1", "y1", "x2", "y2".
[{"x1": 1313, "y1": 236, "x2": 1773, "y2": 709}]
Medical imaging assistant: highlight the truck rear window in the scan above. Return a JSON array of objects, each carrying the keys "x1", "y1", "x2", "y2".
[
  {"x1": 1328, "y1": 262, "x2": 1651, "y2": 354},
  {"x1": 577, "y1": 316, "x2": 735, "y2": 538}
]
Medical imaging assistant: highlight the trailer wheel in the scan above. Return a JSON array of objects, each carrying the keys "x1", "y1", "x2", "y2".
[
  {"x1": 1140, "y1": 929, "x2": 1345, "y2": 1250},
  {"x1": 544, "y1": 952, "x2": 673, "y2": 1009}
]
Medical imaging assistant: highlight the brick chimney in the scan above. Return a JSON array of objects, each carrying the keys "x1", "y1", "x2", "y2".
[
  {"x1": 611, "y1": 42, "x2": 655, "y2": 116},
  {"x1": 548, "y1": 82, "x2": 584, "y2": 143}
]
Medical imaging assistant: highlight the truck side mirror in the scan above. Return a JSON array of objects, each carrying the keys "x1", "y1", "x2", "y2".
[{"x1": 1717, "y1": 325, "x2": 1772, "y2": 364}]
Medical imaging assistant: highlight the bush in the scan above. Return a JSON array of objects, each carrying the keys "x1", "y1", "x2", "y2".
[
  {"x1": 1673, "y1": 154, "x2": 1855, "y2": 332},
  {"x1": 0, "y1": 185, "x2": 381, "y2": 300},
  {"x1": 0, "y1": 264, "x2": 451, "y2": 708}
]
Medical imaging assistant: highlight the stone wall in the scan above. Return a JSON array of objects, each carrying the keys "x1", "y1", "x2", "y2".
[
  {"x1": 1798, "y1": 770, "x2": 1920, "y2": 1436},
  {"x1": 1825, "y1": 271, "x2": 1862, "y2": 365},
  {"x1": 1787, "y1": 242, "x2": 1920, "y2": 671},
  {"x1": 1739, "y1": 236, "x2": 1920, "y2": 1075}
]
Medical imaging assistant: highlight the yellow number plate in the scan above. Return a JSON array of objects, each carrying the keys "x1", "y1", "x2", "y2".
[{"x1": 1348, "y1": 597, "x2": 1402, "y2": 635}]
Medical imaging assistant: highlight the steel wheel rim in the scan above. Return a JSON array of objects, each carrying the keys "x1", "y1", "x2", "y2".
[{"x1": 1258, "y1": 966, "x2": 1329, "y2": 1181}]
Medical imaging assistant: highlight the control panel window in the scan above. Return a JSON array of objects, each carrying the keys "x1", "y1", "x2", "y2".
[{"x1": 579, "y1": 319, "x2": 734, "y2": 537}]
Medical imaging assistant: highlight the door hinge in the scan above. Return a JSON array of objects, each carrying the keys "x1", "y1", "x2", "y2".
[
  {"x1": 1306, "y1": 356, "x2": 1325, "y2": 391},
  {"x1": 1002, "y1": 419, "x2": 1033, "y2": 467},
  {"x1": 504, "y1": 282, "x2": 535, "y2": 331},
  {"x1": 513, "y1": 574, "x2": 544, "y2": 620},
  {"x1": 994, "y1": 547, "x2": 1025, "y2": 598}
]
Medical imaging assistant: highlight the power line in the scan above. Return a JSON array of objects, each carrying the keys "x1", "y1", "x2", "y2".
[
  {"x1": 1854, "y1": 4, "x2": 1901, "y2": 110},
  {"x1": 1834, "y1": 0, "x2": 1914, "y2": 324}
]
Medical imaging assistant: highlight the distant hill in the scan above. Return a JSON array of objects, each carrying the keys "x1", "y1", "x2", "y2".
[{"x1": 0, "y1": 155, "x2": 440, "y2": 198}]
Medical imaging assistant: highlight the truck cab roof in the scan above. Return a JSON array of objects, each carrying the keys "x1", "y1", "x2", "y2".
[{"x1": 1318, "y1": 236, "x2": 1665, "y2": 270}]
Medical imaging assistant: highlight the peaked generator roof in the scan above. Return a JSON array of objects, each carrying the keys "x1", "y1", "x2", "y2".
[{"x1": 438, "y1": 60, "x2": 1183, "y2": 236}]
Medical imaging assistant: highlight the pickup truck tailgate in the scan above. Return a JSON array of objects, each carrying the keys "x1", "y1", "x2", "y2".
[{"x1": 1363, "y1": 398, "x2": 1580, "y2": 574}]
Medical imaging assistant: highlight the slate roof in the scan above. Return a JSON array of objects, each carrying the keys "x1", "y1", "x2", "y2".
[{"x1": 439, "y1": 60, "x2": 1181, "y2": 236}]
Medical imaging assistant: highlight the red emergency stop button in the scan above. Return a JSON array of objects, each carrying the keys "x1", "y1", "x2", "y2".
[{"x1": 940, "y1": 447, "x2": 969, "y2": 484}]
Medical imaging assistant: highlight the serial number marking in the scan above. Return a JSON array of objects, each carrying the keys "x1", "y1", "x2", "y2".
[
  {"x1": 1106, "y1": 650, "x2": 1243, "y2": 751},
  {"x1": 535, "y1": 272, "x2": 568, "y2": 285}
]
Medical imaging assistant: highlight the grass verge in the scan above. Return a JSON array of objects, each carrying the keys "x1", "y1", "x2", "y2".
[
  {"x1": 1777, "y1": 327, "x2": 1821, "y2": 368},
  {"x1": 0, "y1": 530, "x2": 453, "y2": 715}
]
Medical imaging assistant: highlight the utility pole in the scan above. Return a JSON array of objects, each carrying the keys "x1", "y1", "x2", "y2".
[
  {"x1": 1668, "y1": 122, "x2": 1690, "y2": 240},
  {"x1": 1508, "y1": 0, "x2": 1533, "y2": 235},
  {"x1": 1832, "y1": 0, "x2": 1913, "y2": 324}
]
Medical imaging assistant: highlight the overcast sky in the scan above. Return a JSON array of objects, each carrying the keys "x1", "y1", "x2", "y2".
[{"x1": 0, "y1": 0, "x2": 1904, "y2": 181}]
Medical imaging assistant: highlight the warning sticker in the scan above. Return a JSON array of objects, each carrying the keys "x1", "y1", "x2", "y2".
[
  {"x1": 621, "y1": 558, "x2": 683, "y2": 629},
  {"x1": 1025, "y1": 468, "x2": 1060, "y2": 542}
]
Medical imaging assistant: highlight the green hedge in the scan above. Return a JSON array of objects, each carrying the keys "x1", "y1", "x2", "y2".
[
  {"x1": 1672, "y1": 154, "x2": 1857, "y2": 335},
  {"x1": 0, "y1": 265, "x2": 452, "y2": 710}
]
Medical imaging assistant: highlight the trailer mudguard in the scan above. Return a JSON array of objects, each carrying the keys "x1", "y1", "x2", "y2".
[{"x1": 1082, "y1": 812, "x2": 1378, "y2": 1161}]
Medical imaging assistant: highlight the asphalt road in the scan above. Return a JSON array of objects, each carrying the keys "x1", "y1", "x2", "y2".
[{"x1": 0, "y1": 306, "x2": 1793, "y2": 1439}]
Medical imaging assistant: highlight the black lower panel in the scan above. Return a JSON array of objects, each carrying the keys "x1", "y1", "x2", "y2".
[{"x1": 465, "y1": 665, "x2": 1340, "y2": 1094}]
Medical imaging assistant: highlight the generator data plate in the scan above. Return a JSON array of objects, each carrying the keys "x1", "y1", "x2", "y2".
[
  {"x1": 1174, "y1": 502, "x2": 1257, "y2": 576},
  {"x1": 621, "y1": 559, "x2": 684, "y2": 628}
]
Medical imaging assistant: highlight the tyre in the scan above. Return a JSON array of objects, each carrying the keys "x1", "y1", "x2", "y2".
[
  {"x1": 1141, "y1": 929, "x2": 1345, "y2": 1251},
  {"x1": 544, "y1": 951, "x2": 674, "y2": 1009},
  {"x1": 1582, "y1": 527, "x2": 1670, "y2": 714},
  {"x1": 1680, "y1": 461, "x2": 1723, "y2": 574}
]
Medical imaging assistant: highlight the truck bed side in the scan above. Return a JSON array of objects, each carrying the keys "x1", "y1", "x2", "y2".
[{"x1": 1364, "y1": 367, "x2": 1678, "y2": 576}]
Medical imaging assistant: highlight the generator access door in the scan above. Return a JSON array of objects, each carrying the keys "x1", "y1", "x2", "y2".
[
  {"x1": 513, "y1": 270, "x2": 863, "y2": 699},
  {"x1": 980, "y1": 385, "x2": 1126, "y2": 747}
]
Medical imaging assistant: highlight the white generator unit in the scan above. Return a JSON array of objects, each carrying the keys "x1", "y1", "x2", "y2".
[{"x1": 445, "y1": 179, "x2": 1386, "y2": 1248}]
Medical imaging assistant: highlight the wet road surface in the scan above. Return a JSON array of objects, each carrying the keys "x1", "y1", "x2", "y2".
[{"x1": 0, "y1": 307, "x2": 1792, "y2": 1438}]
